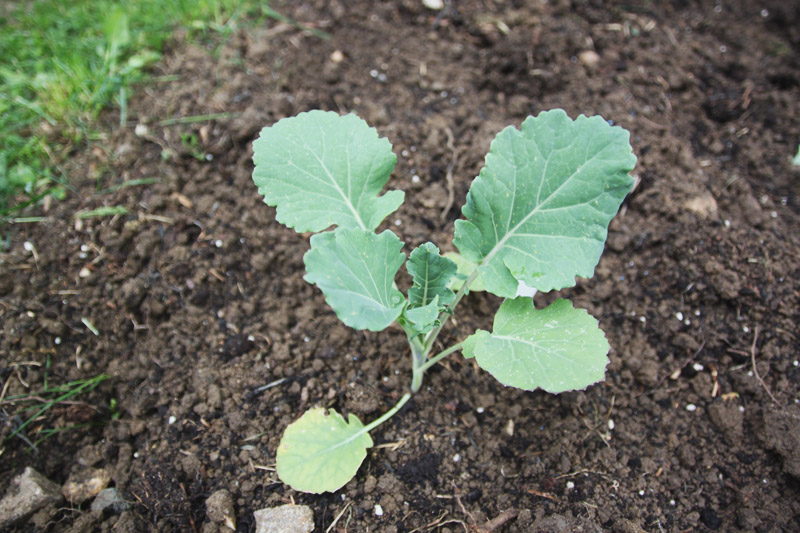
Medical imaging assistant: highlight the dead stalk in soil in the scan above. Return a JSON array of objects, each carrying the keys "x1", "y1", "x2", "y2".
[
  {"x1": 446, "y1": 481, "x2": 520, "y2": 532},
  {"x1": 478, "y1": 509, "x2": 520, "y2": 532},
  {"x1": 440, "y1": 127, "x2": 459, "y2": 221},
  {"x1": 749, "y1": 326, "x2": 780, "y2": 407},
  {"x1": 325, "y1": 501, "x2": 352, "y2": 533}
]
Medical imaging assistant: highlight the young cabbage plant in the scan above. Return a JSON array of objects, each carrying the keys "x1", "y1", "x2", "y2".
[{"x1": 251, "y1": 109, "x2": 637, "y2": 494}]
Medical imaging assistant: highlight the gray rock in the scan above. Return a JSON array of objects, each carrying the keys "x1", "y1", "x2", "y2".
[
  {"x1": 253, "y1": 504, "x2": 314, "y2": 533},
  {"x1": 0, "y1": 467, "x2": 63, "y2": 529},
  {"x1": 90, "y1": 487, "x2": 130, "y2": 513}
]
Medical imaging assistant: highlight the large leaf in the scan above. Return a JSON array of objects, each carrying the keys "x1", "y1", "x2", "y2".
[
  {"x1": 453, "y1": 109, "x2": 636, "y2": 297},
  {"x1": 407, "y1": 243, "x2": 457, "y2": 308},
  {"x1": 277, "y1": 407, "x2": 373, "y2": 493},
  {"x1": 304, "y1": 228, "x2": 406, "y2": 331},
  {"x1": 252, "y1": 110, "x2": 404, "y2": 232},
  {"x1": 464, "y1": 298, "x2": 609, "y2": 393}
]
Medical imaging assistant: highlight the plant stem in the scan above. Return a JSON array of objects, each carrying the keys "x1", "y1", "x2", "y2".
[
  {"x1": 407, "y1": 266, "x2": 481, "y2": 393},
  {"x1": 362, "y1": 392, "x2": 412, "y2": 434},
  {"x1": 410, "y1": 340, "x2": 426, "y2": 393},
  {"x1": 421, "y1": 267, "x2": 481, "y2": 358}
]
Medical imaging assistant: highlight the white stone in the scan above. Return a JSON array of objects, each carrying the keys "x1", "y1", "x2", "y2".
[
  {"x1": 62, "y1": 467, "x2": 111, "y2": 504},
  {"x1": 578, "y1": 50, "x2": 601, "y2": 69},
  {"x1": 254, "y1": 504, "x2": 314, "y2": 533},
  {"x1": 422, "y1": 0, "x2": 444, "y2": 10}
]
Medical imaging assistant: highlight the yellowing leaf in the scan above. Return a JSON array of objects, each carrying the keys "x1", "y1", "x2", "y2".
[{"x1": 277, "y1": 408, "x2": 373, "y2": 494}]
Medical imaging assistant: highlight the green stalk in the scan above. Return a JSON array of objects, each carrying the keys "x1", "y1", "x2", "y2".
[
  {"x1": 410, "y1": 339, "x2": 426, "y2": 393},
  {"x1": 422, "y1": 266, "x2": 481, "y2": 356},
  {"x1": 362, "y1": 392, "x2": 411, "y2": 433}
]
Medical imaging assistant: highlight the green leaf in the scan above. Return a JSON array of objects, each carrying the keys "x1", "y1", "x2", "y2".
[
  {"x1": 304, "y1": 228, "x2": 406, "y2": 331},
  {"x1": 461, "y1": 329, "x2": 489, "y2": 359},
  {"x1": 400, "y1": 297, "x2": 441, "y2": 337},
  {"x1": 453, "y1": 109, "x2": 637, "y2": 297},
  {"x1": 252, "y1": 110, "x2": 404, "y2": 232},
  {"x1": 444, "y1": 251, "x2": 485, "y2": 292},
  {"x1": 277, "y1": 407, "x2": 373, "y2": 493},
  {"x1": 407, "y1": 242, "x2": 457, "y2": 308},
  {"x1": 465, "y1": 298, "x2": 609, "y2": 393}
]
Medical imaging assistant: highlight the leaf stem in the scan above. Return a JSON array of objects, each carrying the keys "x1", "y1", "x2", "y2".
[
  {"x1": 416, "y1": 342, "x2": 464, "y2": 374},
  {"x1": 362, "y1": 392, "x2": 412, "y2": 434}
]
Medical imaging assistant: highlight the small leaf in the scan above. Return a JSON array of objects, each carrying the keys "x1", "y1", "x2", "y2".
[
  {"x1": 400, "y1": 297, "x2": 441, "y2": 337},
  {"x1": 467, "y1": 298, "x2": 609, "y2": 393},
  {"x1": 407, "y1": 242, "x2": 457, "y2": 308},
  {"x1": 453, "y1": 109, "x2": 637, "y2": 297},
  {"x1": 277, "y1": 407, "x2": 373, "y2": 493},
  {"x1": 252, "y1": 110, "x2": 404, "y2": 232},
  {"x1": 444, "y1": 251, "x2": 485, "y2": 292},
  {"x1": 304, "y1": 228, "x2": 406, "y2": 331}
]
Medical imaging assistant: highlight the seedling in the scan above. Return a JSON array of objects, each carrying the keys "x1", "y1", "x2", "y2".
[{"x1": 252, "y1": 109, "x2": 636, "y2": 493}]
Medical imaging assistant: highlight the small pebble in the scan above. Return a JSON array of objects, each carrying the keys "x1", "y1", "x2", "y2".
[
  {"x1": 62, "y1": 467, "x2": 111, "y2": 504},
  {"x1": 374, "y1": 504, "x2": 384, "y2": 516},
  {"x1": 422, "y1": 0, "x2": 444, "y2": 9},
  {"x1": 254, "y1": 504, "x2": 313, "y2": 533},
  {"x1": 686, "y1": 404, "x2": 697, "y2": 412},
  {"x1": 578, "y1": 50, "x2": 601, "y2": 68},
  {"x1": 206, "y1": 489, "x2": 236, "y2": 530}
]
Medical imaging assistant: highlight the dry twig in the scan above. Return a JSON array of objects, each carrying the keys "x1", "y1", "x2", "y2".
[{"x1": 750, "y1": 326, "x2": 780, "y2": 406}]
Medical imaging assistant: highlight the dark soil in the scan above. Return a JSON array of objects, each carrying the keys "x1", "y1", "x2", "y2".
[{"x1": 2, "y1": 1, "x2": 800, "y2": 531}]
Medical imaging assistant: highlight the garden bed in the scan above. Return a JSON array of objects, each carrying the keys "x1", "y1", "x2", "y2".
[{"x1": 2, "y1": 1, "x2": 799, "y2": 531}]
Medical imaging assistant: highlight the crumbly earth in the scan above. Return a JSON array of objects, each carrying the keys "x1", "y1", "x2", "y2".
[{"x1": 2, "y1": 1, "x2": 799, "y2": 531}]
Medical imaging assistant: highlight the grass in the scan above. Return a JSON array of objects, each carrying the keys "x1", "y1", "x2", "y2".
[
  {"x1": 0, "y1": 368, "x2": 111, "y2": 451},
  {"x1": 0, "y1": 0, "x2": 266, "y2": 217}
]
